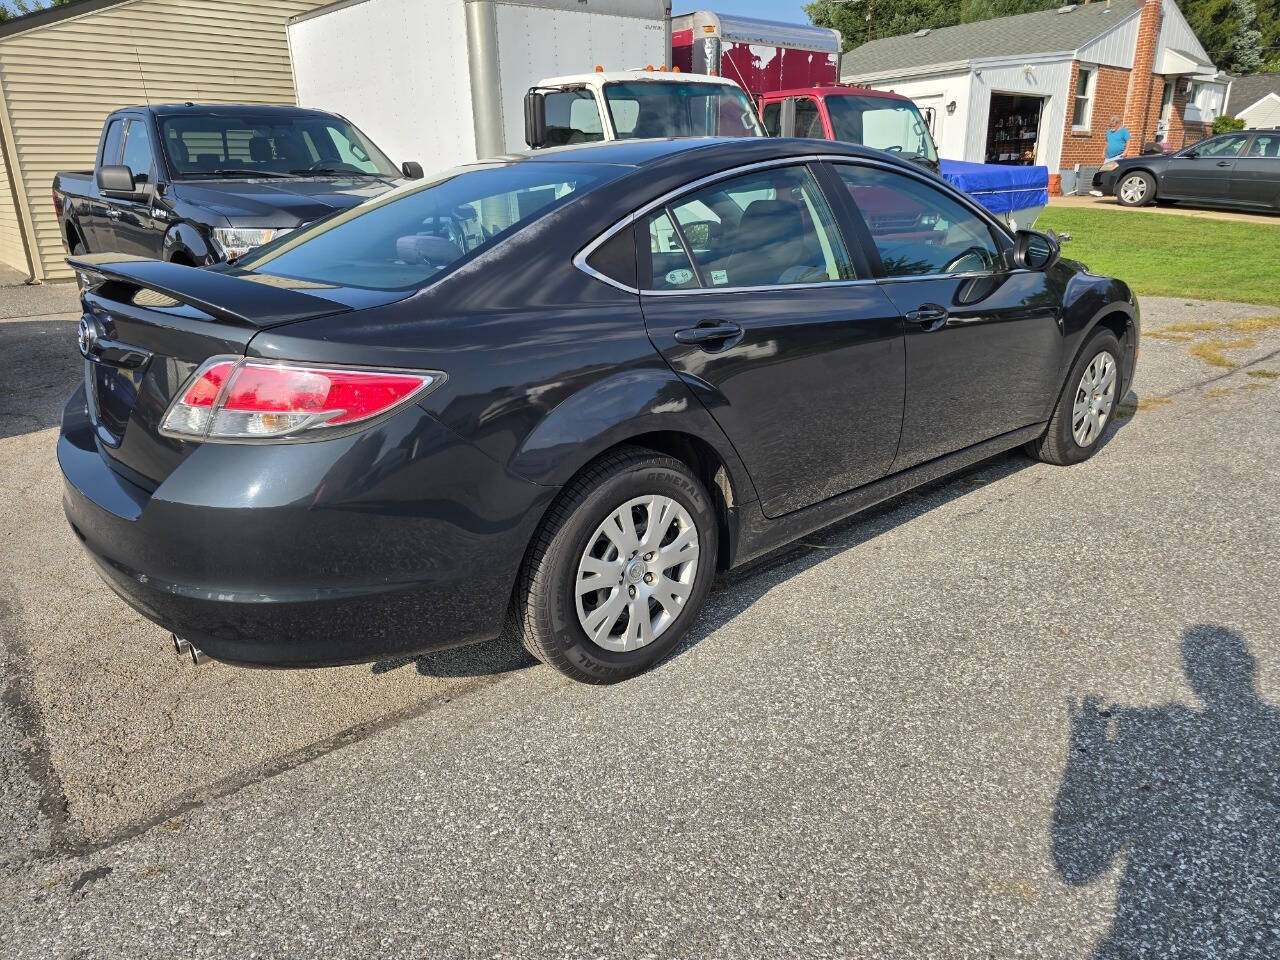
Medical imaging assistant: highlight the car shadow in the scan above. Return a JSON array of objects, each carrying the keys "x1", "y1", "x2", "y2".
[
  {"x1": 1052, "y1": 624, "x2": 1280, "y2": 958},
  {"x1": 0, "y1": 316, "x2": 81, "y2": 441},
  {"x1": 393, "y1": 390, "x2": 1137, "y2": 681}
]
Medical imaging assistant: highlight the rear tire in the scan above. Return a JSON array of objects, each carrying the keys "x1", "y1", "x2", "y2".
[
  {"x1": 70, "y1": 239, "x2": 87, "y2": 290},
  {"x1": 1026, "y1": 328, "x2": 1123, "y2": 466},
  {"x1": 1115, "y1": 171, "x2": 1155, "y2": 207},
  {"x1": 514, "y1": 446, "x2": 718, "y2": 684}
]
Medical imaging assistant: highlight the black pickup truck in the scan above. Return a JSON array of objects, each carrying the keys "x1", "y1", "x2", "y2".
[{"x1": 53, "y1": 103, "x2": 423, "y2": 267}]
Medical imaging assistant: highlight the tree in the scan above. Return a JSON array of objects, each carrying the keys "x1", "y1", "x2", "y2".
[
  {"x1": 1228, "y1": 0, "x2": 1264, "y2": 70},
  {"x1": 0, "y1": 0, "x2": 75, "y2": 22}
]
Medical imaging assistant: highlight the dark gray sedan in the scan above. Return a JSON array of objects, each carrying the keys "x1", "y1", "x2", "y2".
[{"x1": 1094, "y1": 129, "x2": 1280, "y2": 211}]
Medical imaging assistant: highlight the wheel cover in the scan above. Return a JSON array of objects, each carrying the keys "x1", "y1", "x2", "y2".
[
  {"x1": 574, "y1": 495, "x2": 700, "y2": 652},
  {"x1": 1072, "y1": 350, "x2": 1117, "y2": 447},
  {"x1": 1119, "y1": 175, "x2": 1147, "y2": 204}
]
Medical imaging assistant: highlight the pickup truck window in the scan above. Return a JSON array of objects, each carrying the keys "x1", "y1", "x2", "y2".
[
  {"x1": 158, "y1": 113, "x2": 399, "y2": 180},
  {"x1": 101, "y1": 119, "x2": 125, "y2": 165},
  {"x1": 233, "y1": 162, "x2": 608, "y2": 291},
  {"x1": 122, "y1": 119, "x2": 155, "y2": 185}
]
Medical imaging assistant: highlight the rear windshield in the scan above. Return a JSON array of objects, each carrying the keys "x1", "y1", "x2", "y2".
[
  {"x1": 158, "y1": 112, "x2": 399, "y2": 179},
  {"x1": 826, "y1": 95, "x2": 938, "y2": 165},
  {"x1": 233, "y1": 162, "x2": 605, "y2": 291}
]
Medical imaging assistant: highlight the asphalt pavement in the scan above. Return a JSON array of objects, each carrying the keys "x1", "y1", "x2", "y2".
[{"x1": 1, "y1": 281, "x2": 1277, "y2": 958}]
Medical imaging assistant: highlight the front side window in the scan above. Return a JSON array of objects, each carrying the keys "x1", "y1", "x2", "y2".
[
  {"x1": 835, "y1": 164, "x2": 1001, "y2": 277},
  {"x1": 121, "y1": 119, "x2": 155, "y2": 185},
  {"x1": 101, "y1": 119, "x2": 125, "y2": 165},
  {"x1": 1072, "y1": 67, "x2": 1095, "y2": 129},
  {"x1": 641, "y1": 165, "x2": 854, "y2": 290},
  {"x1": 826, "y1": 95, "x2": 938, "y2": 164},
  {"x1": 159, "y1": 112, "x2": 399, "y2": 179},
  {"x1": 761, "y1": 101, "x2": 781, "y2": 137},
  {"x1": 544, "y1": 90, "x2": 604, "y2": 146},
  {"x1": 604, "y1": 82, "x2": 763, "y2": 139},
  {"x1": 1190, "y1": 134, "x2": 1248, "y2": 158},
  {"x1": 234, "y1": 162, "x2": 606, "y2": 291},
  {"x1": 1246, "y1": 134, "x2": 1280, "y2": 158},
  {"x1": 794, "y1": 98, "x2": 824, "y2": 138}
]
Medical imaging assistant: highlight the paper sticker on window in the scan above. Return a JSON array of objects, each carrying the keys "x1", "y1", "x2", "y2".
[
  {"x1": 664, "y1": 268, "x2": 693, "y2": 286},
  {"x1": 709, "y1": 269, "x2": 729, "y2": 285}
]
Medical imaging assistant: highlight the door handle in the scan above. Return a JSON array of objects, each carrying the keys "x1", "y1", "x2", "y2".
[
  {"x1": 673, "y1": 321, "x2": 743, "y2": 347},
  {"x1": 1215, "y1": 160, "x2": 1232, "y2": 167},
  {"x1": 905, "y1": 304, "x2": 949, "y2": 326}
]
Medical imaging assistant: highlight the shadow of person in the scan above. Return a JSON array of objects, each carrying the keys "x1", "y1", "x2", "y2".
[{"x1": 1052, "y1": 625, "x2": 1280, "y2": 959}]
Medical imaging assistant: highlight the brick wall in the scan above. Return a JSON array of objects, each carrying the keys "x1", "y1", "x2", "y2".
[
  {"x1": 1060, "y1": 63, "x2": 1134, "y2": 167},
  {"x1": 1122, "y1": 0, "x2": 1163, "y2": 148}
]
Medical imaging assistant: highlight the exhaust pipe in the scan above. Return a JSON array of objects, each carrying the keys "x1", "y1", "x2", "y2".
[{"x1": 171, "y1": 633, "x2": 208, "y2": 665}]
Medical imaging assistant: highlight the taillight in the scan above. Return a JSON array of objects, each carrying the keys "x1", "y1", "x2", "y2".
[{"x1": 160, "y1": 357, "x2": 442, "y2": 442}]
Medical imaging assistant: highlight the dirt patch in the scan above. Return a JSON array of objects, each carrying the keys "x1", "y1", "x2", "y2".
[{"x1": 1188, "y1": 338, "x2": 1257, "y2": 369}]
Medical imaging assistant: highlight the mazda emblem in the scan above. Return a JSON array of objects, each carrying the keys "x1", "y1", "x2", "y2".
[{"x1": 77, "y1": 317, "x2": 99, "y2": 359}]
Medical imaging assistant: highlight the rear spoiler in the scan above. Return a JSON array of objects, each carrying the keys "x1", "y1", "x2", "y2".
[{"x1": 67, "y1": 254, "x2": 351, "y2": 327}]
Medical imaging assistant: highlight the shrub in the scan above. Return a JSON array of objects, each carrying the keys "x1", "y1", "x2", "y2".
[{"x1": 1212, "y1": 115, "x2": 1246, "y2": 133}]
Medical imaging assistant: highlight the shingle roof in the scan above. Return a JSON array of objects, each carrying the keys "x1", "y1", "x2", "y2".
[
  {"x1": 1225, "y1": 74, "x2": 1280, "y2": 114},
  {"x1": 842, "y1": 0, "x2": 1142, "y2": 78}
]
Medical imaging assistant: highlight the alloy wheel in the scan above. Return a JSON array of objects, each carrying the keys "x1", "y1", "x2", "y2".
[
  {"x1": 1072, "y1": 350, "x2": 1117, "y2": 447},
  {"x1": 1119, "y1": 175, "x2": 1148, "y2": 205},
  {"x1": 575, "y1": 495, "x2": 700, "y2": 652}
]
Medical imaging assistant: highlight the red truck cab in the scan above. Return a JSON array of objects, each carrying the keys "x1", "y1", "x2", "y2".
[{"x1": 757, "y1": 86, "x2": 941, "y2": 176}]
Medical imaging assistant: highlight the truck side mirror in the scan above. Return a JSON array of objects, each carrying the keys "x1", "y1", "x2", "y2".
[
  {"x1": 97, "y1": 164, "x2": 137, "y2": 196},
  {"x1": 401, "y1": 161, "x2": 424, "y2": 179},
  {"x1": 779, "y1": 97, "x2": 797, "y2": 138},
  {"x1": 524, "y1": 89, "x2": 547, "y2": 149}
]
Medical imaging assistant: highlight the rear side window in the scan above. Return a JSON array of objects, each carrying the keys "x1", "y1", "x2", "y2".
[
  {"x1": 584, "y1": 227, "x2": 637, "y2": 290},
  {"x1": 1246, "y1": 134, "x2": 1279, "y2": 158},
  {"x1": 235, "y1": 162, "x2": 605, "y2": 291},
  {"x1": 833, "y1": 164, "x2": 1001, "y2": 277},
  {"x1": 641, "y1": 165, "x2": 854, "y2": 290}
]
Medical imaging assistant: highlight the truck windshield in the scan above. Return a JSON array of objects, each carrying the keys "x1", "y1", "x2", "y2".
[
  {"x1": 603, "y1": 82, "x2": 763, "y2": 139},
  {"x1": 825, "y1": 95, "x2": 938, "y2": 164},
  {"x1": 158, "y1": 113, "x2": 400, "y2": 179},
  {"x1": 232, "y1": 162, "x2": 606, "y2": 291}
]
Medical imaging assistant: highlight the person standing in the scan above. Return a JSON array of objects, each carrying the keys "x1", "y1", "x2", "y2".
[
  {"x1": 1090, "y1": 117, "x2": 1133, "y2": 195},
  {"x1": 1105, "y1": 116, "x2": 1132, "y2": 162}
]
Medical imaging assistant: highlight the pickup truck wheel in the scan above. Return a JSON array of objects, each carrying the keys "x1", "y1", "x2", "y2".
[{"x1": 70, "y1": 240, "x2": 87, "y2": 289}]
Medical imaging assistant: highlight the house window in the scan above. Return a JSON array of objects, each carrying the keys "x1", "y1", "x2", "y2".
[{"x1": 1072, "y1": 66, "x2": 1096, "y2": 129}]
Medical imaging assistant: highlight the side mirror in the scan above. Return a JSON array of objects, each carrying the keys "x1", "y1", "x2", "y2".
[
  {"x1": 401, "y1": 160, "x2": 424, "y2": 180},
  {"x1": 97, "y1": 164, "x2": 137, "y2": 196},
  {"x1": 524, "y1": 89, "x2": 547, "y2": 149},
  {"x1": 778, "y1": 97, "x2": 797, "y2": 138},
  {"x1": 1013, "y1": 229, "x2": 1059, "y2": 271}
]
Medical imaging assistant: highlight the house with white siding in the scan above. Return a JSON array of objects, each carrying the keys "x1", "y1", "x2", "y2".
[
  {"x1": 840, "y1": 0, "x2": 1228, "y2": 194},
  {"x1": 1225, "y1": 74, "x2": 1280, "y2": 129},
  {"x1": 0, "y1": 0, "x2": 330, "y2": 283}
]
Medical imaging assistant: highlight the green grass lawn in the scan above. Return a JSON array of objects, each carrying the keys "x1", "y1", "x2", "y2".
[{"x1": 1036, "y1": 207, "x2": 1280, "y2": 307}]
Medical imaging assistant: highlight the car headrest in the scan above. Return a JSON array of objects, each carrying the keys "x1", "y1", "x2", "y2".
[{"x1": 248, "y1": 136, "x2": 272, "y2": 163}]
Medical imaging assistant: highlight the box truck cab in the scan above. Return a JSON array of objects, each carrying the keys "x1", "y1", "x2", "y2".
[
  {"x1": 524, "y1": 69, "x2": 763, "y2": 148},
  {"x1": 758, "y1": 86, "x2": 941, "y2": 175}
]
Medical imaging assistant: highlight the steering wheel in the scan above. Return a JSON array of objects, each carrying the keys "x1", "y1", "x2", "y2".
[{"x1": 942, "y1": 246, "x2": 991, "y2": 274}]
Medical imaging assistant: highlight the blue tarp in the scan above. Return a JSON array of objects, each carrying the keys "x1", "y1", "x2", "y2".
[{"x1": 940, "y1": 159, "x2": 1049, "y2": 215}]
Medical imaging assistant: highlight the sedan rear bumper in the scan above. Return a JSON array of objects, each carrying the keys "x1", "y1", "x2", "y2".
[{"x1": 59, "y1": 386, "x2": 555, "y2": 667}]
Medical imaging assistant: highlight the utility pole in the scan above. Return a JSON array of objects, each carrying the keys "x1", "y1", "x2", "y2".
[{"x1": 830, "y1": 0, "x2": 874, "y2": 43}]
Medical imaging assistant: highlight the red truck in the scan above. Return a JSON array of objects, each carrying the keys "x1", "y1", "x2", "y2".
[
  {"x1": 757, "y1": 85, "x2": 940, "y2": 175},
  {"x1": 673, "y1": 11, "x2": 842, "y2": 96}
]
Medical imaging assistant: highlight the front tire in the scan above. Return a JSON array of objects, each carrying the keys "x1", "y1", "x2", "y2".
[
  {"x1": 1027, "y1": 328, "x2": 1123, "y2": 466},
  {"x1": 514, "y1": 446, "x2": 718, "y2": 684},
  {"x1": 1115, "y1": 171, "x2": 1155, "y2": 207}
]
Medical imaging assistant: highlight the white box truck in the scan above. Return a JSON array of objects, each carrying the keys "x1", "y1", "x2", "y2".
[{"x1": 288, "y1": 0, "x2": 692, "y2": 171}]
